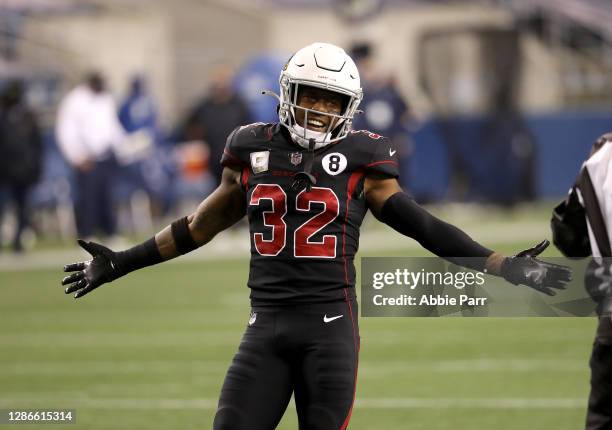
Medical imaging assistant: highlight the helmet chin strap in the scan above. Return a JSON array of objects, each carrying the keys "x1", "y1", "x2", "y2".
[{"x1": 290, "y1": 138, "x2": 317, "y2": 192}]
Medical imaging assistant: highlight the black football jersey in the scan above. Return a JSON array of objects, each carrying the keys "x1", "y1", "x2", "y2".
[{"x1": 220, "y1": 123, "x2": 399, "y2": 305}]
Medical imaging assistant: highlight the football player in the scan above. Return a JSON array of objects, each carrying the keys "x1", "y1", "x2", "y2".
[{"x1": 61, "y1": 43, "x2": 571, "y2": 430}]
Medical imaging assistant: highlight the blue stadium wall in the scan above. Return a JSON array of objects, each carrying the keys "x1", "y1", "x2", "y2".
[{"x1": 406, "y1": 109, "x2": 612, "y2": 202}]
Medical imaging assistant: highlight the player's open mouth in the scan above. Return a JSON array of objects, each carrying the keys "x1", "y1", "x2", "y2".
[{"x1": 306, "y1": 118, "x2": 328, "y2": 132}]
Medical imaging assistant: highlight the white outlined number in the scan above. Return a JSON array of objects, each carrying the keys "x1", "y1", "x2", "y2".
[
  {"x1": 249, "y1": 184, "x2": 287, "y2": 256},
  {"x1": 249, "y1": 185, "x2": 340, "y2": 258}
]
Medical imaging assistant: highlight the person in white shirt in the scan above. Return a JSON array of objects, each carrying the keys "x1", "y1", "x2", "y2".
[{"x1": 56, "y1": 72, "x2": 124, "y2": 238}]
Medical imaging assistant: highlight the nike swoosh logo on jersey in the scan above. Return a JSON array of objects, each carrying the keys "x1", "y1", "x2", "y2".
[
  {"x1": 323, "y1": 314, "x2": 343, "y2": 323},
  {"x1": 389, "y1": 149, "x2": 397, "y2": 156}
]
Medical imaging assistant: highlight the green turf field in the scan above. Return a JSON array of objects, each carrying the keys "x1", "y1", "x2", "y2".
[
  {"x1": 0, "y1": 256, "x2": 596, "y2": 429},
  {"x1": 0, "y1": 204, "x2": 598, "y2": 429}
]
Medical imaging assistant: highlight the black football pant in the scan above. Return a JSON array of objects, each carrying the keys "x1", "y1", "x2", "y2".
[
  {"x1": 213, "y1": 298, "x2": 359, "y2": 430},
  {"x1": 74, "y1": 158, "x2": 117, "y2": 238},
  {"x1": 586, "y1": 317, "x2": 612, "y2": 429}
]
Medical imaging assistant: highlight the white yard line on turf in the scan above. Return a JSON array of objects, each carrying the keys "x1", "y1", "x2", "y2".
[
  {"x1": 0, "y1": 358, "x2": 586, "y2": 375},
  {"x1": 0, "y1": 397, "x2": 586, "y2": 409},
  {"x1": 0, "y1": 221, "x2": 546, "y2": 271}
]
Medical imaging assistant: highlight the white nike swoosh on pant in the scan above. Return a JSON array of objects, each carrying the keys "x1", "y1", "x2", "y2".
[{"x1": 323, "y1": 314, "x2": 344, "y2": 323}]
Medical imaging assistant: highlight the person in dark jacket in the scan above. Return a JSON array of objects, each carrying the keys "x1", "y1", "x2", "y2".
[
  {"x1": 182, "y1": 65, "x2": 250, "y2": 186},
  {"x1": 0, "y1": 80, "x2": 42, "y2": 252}
]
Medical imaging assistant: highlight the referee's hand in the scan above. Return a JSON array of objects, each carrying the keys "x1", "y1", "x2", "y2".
[{"x1": 61, "y1": 239, "x2": 121, "y2": 299}]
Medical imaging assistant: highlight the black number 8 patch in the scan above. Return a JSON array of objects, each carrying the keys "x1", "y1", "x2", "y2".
[{"x1": 322, "y1": 152, "x2": 347, "y2": 176}]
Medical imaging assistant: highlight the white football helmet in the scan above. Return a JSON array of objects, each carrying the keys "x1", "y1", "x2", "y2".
[{"x1": 277, "y1": 42, "x2": 363, "y2": 149}]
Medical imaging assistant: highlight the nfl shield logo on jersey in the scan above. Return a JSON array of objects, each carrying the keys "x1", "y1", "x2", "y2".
[
  {"x1": 250, "y1": 151, "x2": 269, "y2": 173},
  {"x1": 289, "y1": 152, "x2": 302, "y2": 166}
]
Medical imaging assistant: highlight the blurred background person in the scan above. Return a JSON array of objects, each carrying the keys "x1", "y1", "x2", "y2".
[
  {"x1": 181, "y1": 64, "x2": 250, "y2": 186},
  {"x1": 55, "y1": 72, "x2": 124, "y2": 240},
  {"x1": 350, "y1": 43, "x2": 414, "y2": 188},
  {"x1": 115, "y1": 74, "x2": 165, "y2": 229},
  {"x1": 0, "y1": 79, "x2": 42, "y2": 252},
  {"x1": 119, "y1": 75, "x2": 159, "y2": 139}
]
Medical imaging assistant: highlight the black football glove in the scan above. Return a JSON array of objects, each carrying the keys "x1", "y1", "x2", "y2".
[
  {"x1": 61, "y1": 239, "x2": 123, "y2": 298},
  {"x1": 501, "y1": 239, "x2": 572, "y2": 296}
]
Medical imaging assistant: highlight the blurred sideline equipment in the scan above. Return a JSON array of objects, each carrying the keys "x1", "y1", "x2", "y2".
[
  {"x1": 55, "y1": 72, "x2": 124, "y2": 239},
  {"x1": 551, "y1": 132, "x2": 612, "y2": 429},
  {"x1": 61, "y1": 42, "x2": 570, "y2": 430}
]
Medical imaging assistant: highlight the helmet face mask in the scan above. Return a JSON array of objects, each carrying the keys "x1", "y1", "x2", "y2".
[{"x1": 278, "y1": 43, "x2": 363, "y2": 149}]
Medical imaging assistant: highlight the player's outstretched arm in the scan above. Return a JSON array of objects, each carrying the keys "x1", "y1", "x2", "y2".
[
  {"x1": 61, "y1": 167, "x2": 246, "y2": 298},
  {"x1": 364, "y1": 176, "x2": 572, "y2": 296}
]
